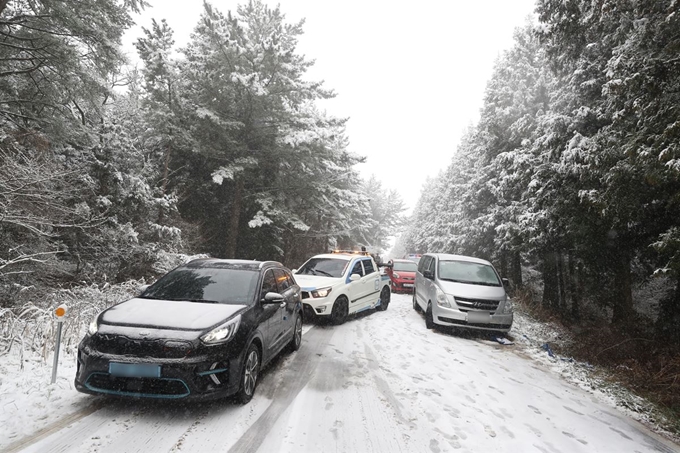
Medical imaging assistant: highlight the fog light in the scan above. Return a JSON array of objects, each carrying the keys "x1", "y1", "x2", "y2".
[{"x1": 316, "y1": 306, "x2": 327, "y2": 313}]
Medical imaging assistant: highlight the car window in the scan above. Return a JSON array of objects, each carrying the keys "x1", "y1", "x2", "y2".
[
  {"x1": 296, "y1": 258, "x2": 349, "y2": 278},
  {"x1": 362, "y1": 259, "x2": 375, "y2": 275},
  {"x1": 142, "y1": 267, "x2": 259, "y2": 305},
  {"x1": 393, "y1": 261, "x2": 418, "y2": 272},
  {"x1": 350, "y1": 260, "x2": 364, "y2": 276},
  {"x1": 437, "y1": 260, "x2": 501, "y2": 286},
  {"x1": 418, "y1": 256, "x2": 431, "y2": 274},
  {"x1": 273, "y1": 268, "x2": 291, "y2": 292},
  {"x1": 425, "y1": 256, "x2": 436, "y2": 275},
  {"x1": 284, "y1": 270, "x2": 296, "y2": 288},
  {"x1": 261, "y1": 269, "x2": 278, "y2": 298}
]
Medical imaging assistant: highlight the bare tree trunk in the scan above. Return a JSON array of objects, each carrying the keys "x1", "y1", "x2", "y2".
[
  {"x1": 557, "y1": 251, "x2": 567, "y2": 314},
  {"x1": 567, "y1": 252, "x2": 578, "y2": 321},
  {"x1": 510, "y1": 250, "x2": 523, "y2": 287},
  {"x1": 499, "y1": 250, "x2": 508, "y2": 279},
  {"x1": 225, "y1": 178, "x2": 243, "y2": 258},
  {"x1": 158, "y1": 145, "x2": 171, "y2": 223},
  {"x1": 541, "y1": 250, "x2": 559, "y2": 309},
  {"x1": 611, "y1": 250, "x2": 634, "y2": 325}
]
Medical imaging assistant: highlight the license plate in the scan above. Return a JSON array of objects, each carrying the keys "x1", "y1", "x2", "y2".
[
  {"x1": 109, "y1": 362, "x2": 161, "y2": 378},
  {"x1": 467, "y1": 311, "x2": 491, "y2": 324},
  {"x1": 403, "y1": 283, "x2": 414, "y2": 287}
]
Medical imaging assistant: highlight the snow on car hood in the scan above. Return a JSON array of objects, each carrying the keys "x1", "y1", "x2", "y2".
[
  {"x1": 100, "y1": 298, "x2": 246, "y2": 331},
  {"x1": 293, "y1": 274, "x2": 343, "y2": 290},
  {"x1": 438, "y1": 280, "x2": 506, "y2": 300}
]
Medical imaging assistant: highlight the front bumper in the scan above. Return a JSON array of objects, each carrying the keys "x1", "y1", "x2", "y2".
[
  {"x1": 390, "y1": 279, "x2": 415, "y2": 292},
  {"x1": 432, "y1": 305, "x2": 513, "y2": 332},
  {"x1": 74, "y1": 341, "x2": 242, "y2": 401},
  {"x1": 300, "y1": 292, "x2": 335, "y2": 317}
]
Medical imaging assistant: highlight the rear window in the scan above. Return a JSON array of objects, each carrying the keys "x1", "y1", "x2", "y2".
[
  {"x1": 142, "y1": 267, "x2": 259, "y2": 305},
  {"x1": 437, "y1": 260, "x2": 501, "y2": 287}
]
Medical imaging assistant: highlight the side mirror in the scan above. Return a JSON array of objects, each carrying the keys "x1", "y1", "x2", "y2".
[
  {"x1": 423, "y1": 270, "x2": 434, "y2": 280},
  {"x1": 349, "y1": 273, "x2": 361, "y2": 282},
  {"x1": 262, "y1": 292, "x2": 285, "y2": 304},
  {"x1": 502, "y1": 278, "x2": 510, "y2": 287},
  {"x1": 138, "y1": 284, "x2": 150, "y2": 295},
  {"x1": 292, "y1": 269, "x2": 298, "y2": 274}
]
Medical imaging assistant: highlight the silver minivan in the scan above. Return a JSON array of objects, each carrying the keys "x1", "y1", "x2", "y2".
[{"x1": 413, "y1": 253, "x2": 513, "y2": 332}]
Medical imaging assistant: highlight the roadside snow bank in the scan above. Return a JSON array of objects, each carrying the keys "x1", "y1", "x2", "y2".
[{"x1": 511, "y1": 309, "x2": 679, "y2": 443}]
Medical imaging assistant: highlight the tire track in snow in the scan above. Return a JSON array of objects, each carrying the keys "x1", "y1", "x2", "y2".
[{"x1": 226, "y1": 325, "x2": 336, "y2": 453}]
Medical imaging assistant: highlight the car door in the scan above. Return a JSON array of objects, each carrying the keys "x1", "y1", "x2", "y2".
[
  {"x1": 347, "y1": 259, "x2": 365, "y2": 311},
  {"x1": 259, "y1": 269, "x2": 284, "y2": 359},
  {"x1": 359, "y1": 258, "x2": 381, "y2": 309},
  {"x1": 416, "y1": 255, "x2": 434, "y2": 309},
  {"x1": 273, "y1": 268, "x2": 299, "y2": 349}
]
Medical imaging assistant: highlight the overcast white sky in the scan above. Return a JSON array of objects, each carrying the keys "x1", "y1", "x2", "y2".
[{"x1": 122, "y1": 0, "x2": 537, "y2": 214}]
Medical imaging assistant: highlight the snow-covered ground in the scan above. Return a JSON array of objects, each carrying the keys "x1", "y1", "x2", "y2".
[{"x1": 1, "y1": 293, "x2": 678, "y2": 452}]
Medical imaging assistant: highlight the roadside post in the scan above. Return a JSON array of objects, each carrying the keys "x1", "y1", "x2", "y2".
[{"x1": 51, "y1": 304, "x2": 67, "y2": 384}]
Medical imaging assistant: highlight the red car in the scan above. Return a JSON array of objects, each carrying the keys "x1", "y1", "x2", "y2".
[{"x1": 385, "y1": 259, "x2": 418, "y2": 293}]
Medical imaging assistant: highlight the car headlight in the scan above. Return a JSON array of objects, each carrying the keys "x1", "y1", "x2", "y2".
[
  {"x1": 312, "y1": 287, "x2": 332, "y2": 298},
  {"x1": 88, "y1": 316, "x2": 99, "y2": 336},
  {"x1": 500, "y1": 297, "x2": 514, "y2": 314},
  {"x1": 201, "y1": 315, "x2": 241, "y2": 345},
  {"x1": 393, "y1": 272, "x2": 401, "y2": 279},
  {"x1": 436, "y1": 287, "x2": 451, "y2": 308}
]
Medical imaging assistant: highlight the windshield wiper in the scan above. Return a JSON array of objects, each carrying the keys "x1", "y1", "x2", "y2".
[
  {"x1": 314, "y1": 269, "x2": 333, "y2": 277},
  {"x1": 173, "y1": 298, "x2": 220, "y2": 304},
  {"x1": 440, "y1": 278, "x2": 467, "y2": 283}
]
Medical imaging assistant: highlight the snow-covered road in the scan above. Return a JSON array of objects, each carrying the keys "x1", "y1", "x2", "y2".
[{"x1": 6, "y1": 294, "x2": 679, "y2": 453}]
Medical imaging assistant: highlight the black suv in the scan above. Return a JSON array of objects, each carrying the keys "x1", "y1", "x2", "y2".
[{"x1": 75, "y1": 259, "x2": 303, "y2": 403}]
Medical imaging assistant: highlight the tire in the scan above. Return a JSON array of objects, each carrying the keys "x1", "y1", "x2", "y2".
[
  {"x1": 412, "y1": 292, "x2": 420, "y2": 312},
  {"x1": 376, "y1": 286, "x2": 390, "y2": 311},
  {"x1": 287, "y1": 313, "x2": 303, "y2": 352},
  {"x1": 330, "y1": 296, "x2": 348, "y2": 325},
  {"x1": 235, "y1": 343, "x2": 260, "y2": 404},
  {"x1": 425, "y1": 302, "x2": 434, "y2": 329}
]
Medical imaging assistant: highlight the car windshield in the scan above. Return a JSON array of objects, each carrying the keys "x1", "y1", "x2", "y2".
[
  {"x1": 296, "y1": 258, "x2": 349, "y2": 278},
  {"x1": 393, "y1": 261, "x2": 418, "y2": 272},
  {"x1": 437, "y1": 260, "x2": 501, "y2": 287},
  {"x1": 141, "y1": 267, "x2": 259, "y2": 305}
]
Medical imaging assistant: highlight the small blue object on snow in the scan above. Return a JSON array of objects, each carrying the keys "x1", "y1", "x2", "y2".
[
  {"x1": 542, "y1": 343, "x2": 556, "y2": 358},
  {"x1": 494, "y1": 337, "x2": 514, "y2": 345}
]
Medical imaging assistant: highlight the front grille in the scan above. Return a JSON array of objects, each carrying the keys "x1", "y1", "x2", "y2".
[
  {"x1": 92, "y1": 335, "x2": 192, "y2": 358},
  {"x1": 86, "y1": 373, "x2": 190, "y2": 397},
  {"x1": 403, "y1": 276, "x2": 415, "y2": 281},
  {"x1": 439, "y1": 317, "x2": 511, "y2": 330},
  {"x1": 454, "y1": 296, "x2": 501, "y2": 313}
]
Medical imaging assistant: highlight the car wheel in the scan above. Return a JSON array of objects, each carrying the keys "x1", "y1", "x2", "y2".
[
  {"x1": 412, "y1": 292, "x2": 420, "y2": 312},
  {"x1": 425, "y1": 302, "x2": 434, "y2": 329},
  {"x1": 288, "y1": 313, "x2": 303, "y2": 352},
  {"x1": 376, "y1": 286, "x2": 390, "y2": 311},
  {"x1": 235, "y1": 343, "x2": 260, "y2": 404},
  {"x1": 330, "y1": 296, "x2": 348, "y2": 325}
]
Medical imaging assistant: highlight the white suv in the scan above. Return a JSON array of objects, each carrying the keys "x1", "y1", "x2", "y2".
[
  {"x1": 413, "y1": 253, "x2": 513, "y2": 332},
  {"x1": 293, "y1": 251, "x2": 391, "y2": 324}
]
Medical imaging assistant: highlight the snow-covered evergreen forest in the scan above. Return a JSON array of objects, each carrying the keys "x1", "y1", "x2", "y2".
[
  {"x1": 399, "y1": 1, "x2": 680, "y2": 343},
  {"x1": 0, "y1": 0, "x2": 405, "y2": 305}
]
